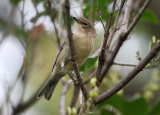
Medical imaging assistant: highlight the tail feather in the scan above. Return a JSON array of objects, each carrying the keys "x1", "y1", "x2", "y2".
[{"x1": 37, "y1": 80, "x2": 59, "y2": 100}]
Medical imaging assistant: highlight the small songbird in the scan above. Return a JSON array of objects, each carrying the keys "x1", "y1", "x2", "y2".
[{"x1": 37, "y1": 17, "x2": 96, "y2": 100}]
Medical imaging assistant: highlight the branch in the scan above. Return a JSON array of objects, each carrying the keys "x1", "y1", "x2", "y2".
[
  {"x1": 121, "y1": 0, "x2": 134, "y2": 32},
  {"x1": 48, "y1": 0, "x2": 61, "y2": 50},
  {"x1": 99, "y1": 0, "x2": 152, "y2": 85},
  {"x1": 96, "y1": 0, "x2": 105, "y2": 30},
  {"x1": 113, "y1": 61, "x2": 137, "y2": 67},
  {"x1": 80, "y1": 0, "x2": 84, "y2": 16},
  {"x1": 59, "y1": 80, "x2": 72, "y2": 115},
  {"x1": 69, "y1": 73, "x2": 80, "y2": 108},
  {"x1": 57, "y1": 0, "x2": 64, "y2": 38},
  {"x1": 96, "y1": 0, "x2": 117, "y2": 85},
  {"x1": 89, "y1": 0, "x2": 95, "y2": 21},
  {"x1": 13, "y1": 87, "x2": 40, "y2": 114},
  {"x1": 95, "y1": 40, "x2": 160, "y2": 105},
  {"x1": 65, "y1": 0, "x2": 88, "y2": 101},
  {"x1": 106, "y1": 0, "x2": 125, "y2": 55}
]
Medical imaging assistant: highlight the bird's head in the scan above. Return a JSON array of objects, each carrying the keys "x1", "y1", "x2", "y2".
[{"x1": 73, "y1": 17, "x2": 96, "y2": 38}]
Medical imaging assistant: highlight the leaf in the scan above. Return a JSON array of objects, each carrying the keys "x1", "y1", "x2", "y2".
[
  {"x1": 10, "y1": 0, "x2": 22, "y2": 5},
  {"x1": 79, "y1": 56, "x2": 98, "y2": 72},
  {"x1": 141, "y1": 9, "x2": 159, "y2": 25},
  {"x1": 149, "y1": 100, "x2": 160, "y2": 115},
  {"x1": 98, "y1": 94, "x2": 149, "y2": 115},
  {"x1": 83, "y1": 0, "x2": 112, "y2": 21}
]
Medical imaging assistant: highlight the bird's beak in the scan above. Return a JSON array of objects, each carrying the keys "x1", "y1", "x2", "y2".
[{"x1": 73, "y1": 17, "x2": 80, "y2": 24}]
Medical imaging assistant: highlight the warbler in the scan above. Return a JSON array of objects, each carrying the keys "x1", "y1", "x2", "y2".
[{"x1": 37, "y1": 17, "x2": 96, "y2": 100}]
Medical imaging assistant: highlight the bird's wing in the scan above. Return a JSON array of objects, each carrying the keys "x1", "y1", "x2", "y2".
[{"x1": 52, "y1": 39, "x2": 71, "y2": 71}]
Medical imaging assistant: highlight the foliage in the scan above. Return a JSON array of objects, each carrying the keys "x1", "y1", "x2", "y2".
[
  {"x1": 10, "y1": 0, "x2": 22, "y2": 5},
  {"x1": 80, "y1": 56, "x2": 98, "y2": 72},
  {"x1": 1, "y1": 0, "x2": 160, "y2": 115},
  {"x1": 141, "y1": 9, "x2": 159, "y2": 25},
  {"x1": 98, "y1": 94, "x2": 149, "y2": 115},
  {"x1": 83, "y1": 0, "x2": 112, "y2": 21}
]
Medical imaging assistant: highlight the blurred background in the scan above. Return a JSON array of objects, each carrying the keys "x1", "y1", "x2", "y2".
[{"x1": 0, "y1": 0, "x2": 160, "y2": 115}]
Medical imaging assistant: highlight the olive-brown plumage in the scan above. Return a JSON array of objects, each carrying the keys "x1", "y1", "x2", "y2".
[{"x1": 37, "y1": 17, "x2": 96, "y2": 100}]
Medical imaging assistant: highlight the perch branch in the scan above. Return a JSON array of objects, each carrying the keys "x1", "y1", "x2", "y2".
[{"x1": 65, "y1": 0, "x2": 88, "y2": 101}]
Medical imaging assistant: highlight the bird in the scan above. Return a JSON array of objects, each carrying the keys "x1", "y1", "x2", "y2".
[{"x1": 37, "y1": 17, "x2": 96, "y2": 100}]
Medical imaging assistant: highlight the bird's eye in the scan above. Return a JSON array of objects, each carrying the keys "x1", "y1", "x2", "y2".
[{"x1": 83, "y1": 22, "x2": 88, "y2": 27}]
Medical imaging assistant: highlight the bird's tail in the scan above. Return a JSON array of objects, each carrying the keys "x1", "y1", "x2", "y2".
[{"x1": 37, "y1": 79, "x2": 59, "y2": 100}]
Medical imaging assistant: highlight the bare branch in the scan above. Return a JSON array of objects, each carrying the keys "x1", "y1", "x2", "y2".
[
  {"x1": 13, "y1": 88, "x2": 40, "y2": 114},
  {"x1": 48, "y1": 0, "x2": 61, "y2": 50},
  {"x1": 65, "y1": 0, "x2": 88, "y2": 101},
  {"x1": 59, "y1": 80, "x2": 72, "y2": 115},
  {"x1": 121, "y1": 0, "x2": 134, "y2": 32},
  {"x1": 57, "y1": 0, "x2": 64, "y2": 37},
  {"x1": 96, "y1": 0, "x2": 105, "y2": 30},
  {"x1": 99, "y1": 0, "x2": 153, "y2": 85},
  {"x1": 89, "y1": 0, "x2": 95, "y2": 21},
  {"x1": 80, "y1": 0, "x2": 84, "y2": 16},
  {"x1": 95, "y1": 40, "x2": 160, "y2": 105},
  {"x1": 69, "y1": 73, "x2": 80, "y2": 108},
  {"x1": 96, "y1": 0, "x2": 117, "y2": 86},
  {"x1": 113, "y1": 61, "x2": 136, "y2": 67},
  {"x1": 106, "y1": 0, "x2": 125, "y2": 55}
]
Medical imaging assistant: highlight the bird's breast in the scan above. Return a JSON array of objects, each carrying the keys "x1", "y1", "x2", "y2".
[{"x1": 73, "y1": 35, "x2": 94, "y2": 66}]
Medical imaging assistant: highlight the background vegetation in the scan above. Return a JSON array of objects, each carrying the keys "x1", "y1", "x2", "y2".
[{"x1": 0, "y1": 0, "x2": 160, "y2": 115}]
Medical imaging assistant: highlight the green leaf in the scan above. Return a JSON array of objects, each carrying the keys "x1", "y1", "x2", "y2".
[
  {"x1": 141, "y1": 9, "x2": 159, "y2": 25},
  {"x1": 98, "y1": 94, "x2": 149, "y2": 115},
  {"x1": 83, "y1": 0, "x2": 112, "y2": 21},
  {"x1": 79, "y1": 56, "x2": 98, "y2": 72},
  {"x1": 149, "y1": 100, "x2": 160, "y2": 115},
  {"x1": 10, "y1": 0, "x2": 22, "y2": 5}
]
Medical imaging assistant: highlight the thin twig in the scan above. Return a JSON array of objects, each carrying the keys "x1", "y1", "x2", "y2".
[
  {"x1": 121, "y1": 0, "x2": 133, "y2": 32},
  {"x1": 106, "y1": 0, "x2": 125, "y2": 55},
  {"x1": 59, "y1": 80, "x2": 72, "y2": 115},
  {"x1": 70, "y1": 84, "x2": 80, "y2": 108},
  {"x1": 89, "y1": 0, "x2": 95, "y2": 21},
  {"x1": 96, "y1": 0, "x2": 117, "y2": 86},
  {"x1": 96, "y1": 0, "x2": 105, "y2": 30},
  {"x1": 113, "y1": 62, "x2": 136, "y2": 67},
  {"x1": 48, "y1": 0, "x2": 61, "y2": 50},
  {"x1": 95, "y1": 40, "x2": 160, "y2": 105},
  {"x1": 65, "y1": 0, "x2": 88, "y2": 101},
  {"x1": 99, "y1": 0, "x2": 153, "y2": 86},
  {"x1": 69, "y1": 73, "x2": 80, "y2": 108},
  {"x1": 57, "y1": 0, "x2": 64, "y2": 37},
  {"x1": 80, "y1": 0, "x2": 84, "y2": 16},
  {"x1": 13, "y1": 88, "x2": 41, "y2": 114}
]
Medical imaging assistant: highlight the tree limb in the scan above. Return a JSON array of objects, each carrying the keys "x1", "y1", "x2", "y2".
[
  {"x1": 65, "y1": 0, "x2": 88, "y2": 101},
  {"x1": 48, "y1": 0, "x2": 61, "y2": 49},
  {"x1": 95, "y1": 40, "x2": 160, "y2": 105},
  {"x1": 96, "y1": 0, "x2": 117, "y2": 86},
  {"x1": 89, "y1": 0, "x2": 95, "y2": 21},
  {"x1": 106, "y1": 0, "x2": 125, "y2": 55},
  {"x1": 99, "y1": 0, "x2": 153, "y2": 85},
  {"x1": 59, "y1": 80, "x2": 72, "y2": 115}
]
